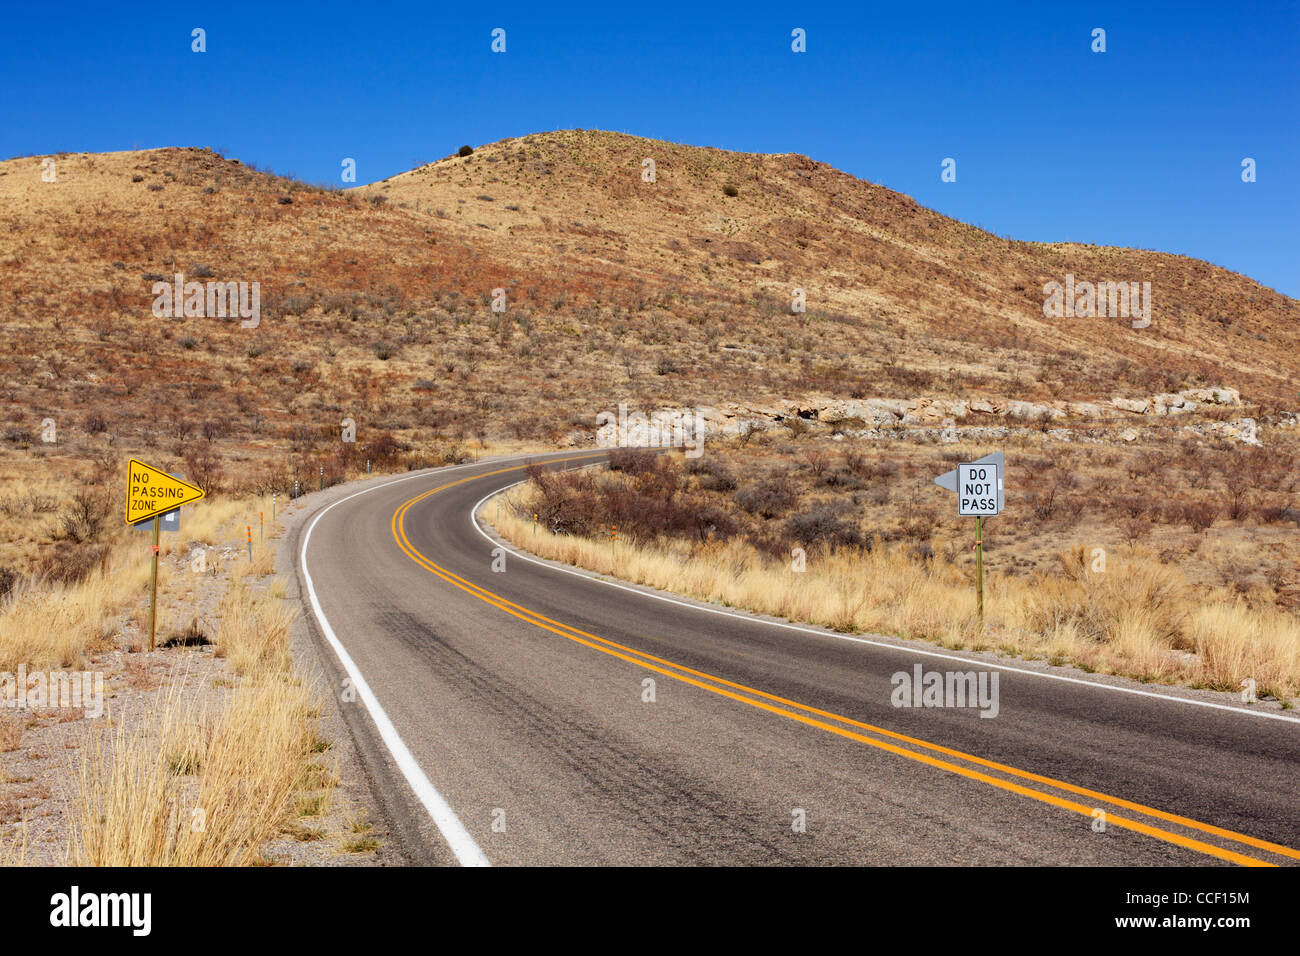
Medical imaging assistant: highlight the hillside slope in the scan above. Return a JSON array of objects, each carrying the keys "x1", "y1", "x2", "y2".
[
  {"x1": 0, "y1": 130, "x2": 1295, "y2": 466},
  {"x1": 366, "y1": 129, "x2": 1298, "y2": 405}
]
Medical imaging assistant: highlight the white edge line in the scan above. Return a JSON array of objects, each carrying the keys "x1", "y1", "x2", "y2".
[
  {"x1": 471, "y1": 476, "x2": 1300, "y2": 726},
  {"x1": 300, "y1": 463, "x2": 493, "y2": 867}
]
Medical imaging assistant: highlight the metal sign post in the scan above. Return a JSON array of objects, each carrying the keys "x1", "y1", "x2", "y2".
[
  {"x1": 936, "y1": 455, "x2": 1004, "y2": 627},
  {"x1": 148, "y1": 517, "x2": 160, "y2": 651},
  {"x1": 124, "y1": 460, "x2": 206, "y2": 652},
  {"x1": 957, "y1": 462, "x2": 999, "y2": 626}
]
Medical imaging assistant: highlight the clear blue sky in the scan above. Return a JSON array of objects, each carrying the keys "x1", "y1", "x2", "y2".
[{"x1": 4, "y1": 0, "x2": 1296, "y2": 295}]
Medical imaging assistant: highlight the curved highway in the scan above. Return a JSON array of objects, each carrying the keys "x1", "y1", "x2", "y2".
[{"x1": 292, "y1": 452, "x2": 1300, "y2": 866}]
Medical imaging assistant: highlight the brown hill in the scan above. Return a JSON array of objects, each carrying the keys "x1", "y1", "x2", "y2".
[{"x1": 0, "y1": 130, "x2": 1295, "y2": 466}]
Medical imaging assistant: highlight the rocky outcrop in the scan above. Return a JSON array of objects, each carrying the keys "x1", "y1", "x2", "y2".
[
  {"x1": 1180, "y1": 387, "x2": 1240, "y2": 405},
  {"x1": 1111, "y1": 387, "x2": 1241, "y2": 416},
  {"x1": 1180, "y1": 418, "x2": 1260, "y2": 446},
  {"x1": 1152, "y1": 393, "x2": 1195, "y2": 415},
  {"x1": 574, "y1": 385, "x2": 1257, "y2": 450},
  {"x1": 1110, "y1": 396, "x2": 1151, "y2": 414}
]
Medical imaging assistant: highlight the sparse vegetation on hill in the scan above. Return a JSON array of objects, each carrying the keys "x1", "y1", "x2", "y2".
[{"x1": 0, "y1": 132, "x2": 1294, "y2": 528}]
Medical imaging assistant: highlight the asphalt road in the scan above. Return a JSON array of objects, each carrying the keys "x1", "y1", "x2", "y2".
[{"x1": 293, "y1": 451, "x2": 1300, "y2": 866}]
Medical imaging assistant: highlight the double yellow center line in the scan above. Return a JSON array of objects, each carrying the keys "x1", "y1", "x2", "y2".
[{"x1": 391, "y1": 456, "x2": 1297, "y2": 867}]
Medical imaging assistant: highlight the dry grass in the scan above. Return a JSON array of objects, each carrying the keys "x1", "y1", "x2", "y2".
[
  {"x1": 489, "y1": 485, "x2": 1300, "y2": 702},
  {"x1": 0, "y1": 491, "x2": 270, "y2": 671},
  {"x1": 0, "y1": 471, "x2": 334, "y2": 866},
  {"x1": 66, "y1": 676, "x2": 319, "y2": 866},
  {"x1": 0, "y1": 551, "x2": 143, "y2": 671},
  {"x1": 213, "y1": 583, "x2": 294, "y2": 676},
  {"x1": 63, "y1": 541, "x2": 327, "y2": 865}
]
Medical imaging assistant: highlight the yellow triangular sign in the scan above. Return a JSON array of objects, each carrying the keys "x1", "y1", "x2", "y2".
[{"x1": 124, "y1": 458, "x2": 206, "y2": 525}]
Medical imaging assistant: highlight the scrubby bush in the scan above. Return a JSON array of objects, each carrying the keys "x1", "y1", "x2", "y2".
[
  {"x1": 785, "y1": 505, "x2": 861, "y2": 551},
  {"x1": 1181, "y1": 501, "x2": 1220, "y2": 532},
  {"x1": 606, "y1": 448, "x2": 657, "y2": 475},
  {"x1": 736, "y1": 478, "x2": 797, "y2": 518},
  {"x1": 687, "y1": 457, "x2": 737, "y2": 491}
]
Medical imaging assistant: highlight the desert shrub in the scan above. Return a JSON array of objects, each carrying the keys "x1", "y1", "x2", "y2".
[
  {"x1": 821, "y1": 469, "x2": 862, "y2": 489},
  {"x1": 801, "y1": 449, "x2": 829, "y2": 476},
  {"x1": 747, "y1": 530, "x2": 795, "y2": 561},
  {"x1": 361, "y1": 432, "x2": 403, "y2": 465},
  {"x1": 786, "y1": 505, "x2": 861, "y2": 551},
  {"x1": 458, "y1": 145, "x2": 474, "y2": 157},
  {"x1": 842, "y1": 451, "x2": 869, "y2": 476},
  {"x1": 723, "y1": 184, "x2": 739, "y2": 197},
  {"x1": 1259, "y1": 505, "x2": 1300, "y2": 526},
  {"x1": 524, "y1": 459, "x2": 730, "y2": 545},
  {"x1": 1119, "y1": 516, "x2": 1153, "y2": 545},
  {"x1": 687, "y1": 457, "x2": 737, "y2": 492},
  {"x1": 1115, "y1": 495, "x2": 1148, "y2": 519},
  {"x1": 606, "y1": 448, "x2": 657, "y2": 475},
  {"x1": 38, "y1": 542, "x2": 107, "y2": 586},
  {"x1": 57, "y1": 490, "x2": 111, "y2": 543},
  {"x1": 1181, "y1": 501, "x2": 1220, "y2": 532},
  {"x1": 182, "y1": 441, "x2": 225, "y2": 497},
  {"x1": 863, "y1": 458, "x2": 899, "y2": 480},
  {"x1": 736, "y1": 478, "x2": 797, "y2": 518}
]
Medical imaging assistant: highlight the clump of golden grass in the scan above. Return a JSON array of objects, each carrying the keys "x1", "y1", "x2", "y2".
[
  {"x1": 66, "y1": 676, "x2": 319, "y2": 865},
  {"x1": 488, "y1": 489, "x2": 1300, "y2": 701},
  {"x1": 185, "y1": 496, "x2": 257, "y2": 546},
  {"x1": 0, "y1": 553, "x2": 143, "y2": 671},
  {"x1": 214, "y1": 582, "x2": 294, "y2": 676}
]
